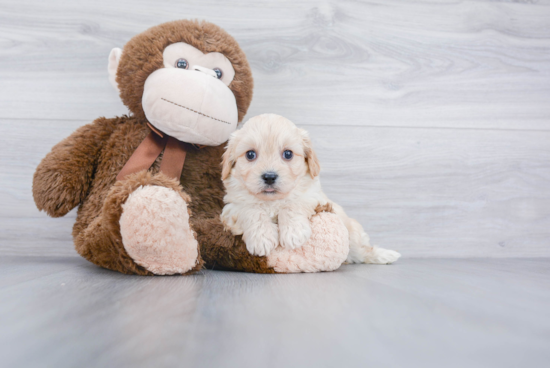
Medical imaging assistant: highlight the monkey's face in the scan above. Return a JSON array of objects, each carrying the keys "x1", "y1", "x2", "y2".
[
  {"x1": 141, "y1": 43, "x2": 238, "y2": 145},
  {"x1": 108, "y1": 20, "x2": 254, "y2": 146}
]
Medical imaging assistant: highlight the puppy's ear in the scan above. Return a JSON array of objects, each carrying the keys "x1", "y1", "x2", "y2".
[
  {"x1": 222, "y1": 132, "x2": 239, "y2": 180},
  {"x1": 300, "y1": 129, "x2": 321, "y2": 178}
]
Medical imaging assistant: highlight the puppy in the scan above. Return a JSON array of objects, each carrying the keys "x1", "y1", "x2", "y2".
[{"x1": 220, "y1": 114, "x2": 401, "y2": 265}]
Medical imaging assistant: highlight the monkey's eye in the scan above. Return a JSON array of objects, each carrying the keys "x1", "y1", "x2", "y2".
[
  {"x1": 246, "y1": 150, "x2": 257, "y2": 161},
  {"x1": 175, "y1": 58, "x2": 189, "y2": 69},
  {"x1": 213, "y1": 68, "x2": 223, "y2": 79},
  {"x1": 283, "y1": 150, "x2": 293, "y2": 160}
]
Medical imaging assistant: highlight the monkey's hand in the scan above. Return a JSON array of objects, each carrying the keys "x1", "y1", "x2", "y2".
[{"x1": 33, "y1": 117, "x2": 118, "y2": 217}]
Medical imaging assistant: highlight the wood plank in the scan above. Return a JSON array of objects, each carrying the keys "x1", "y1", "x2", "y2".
[
  {"x1": 0, "y1": 119, "x2": 82, "y2": 256},
  {"x1": 2, "y1": 119, "x2": 549, "y2": 257},
  {"x1": 311, "y1": 124, "x2": 550, "y2": 258},
  {"x1": 0, "y1": 258, "x2": 549, "y2": 367},
  {"x1": 0, "y1": 0, "x2": 549, "y2": 129}
]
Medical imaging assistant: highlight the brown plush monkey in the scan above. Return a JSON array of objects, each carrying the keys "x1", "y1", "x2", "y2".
[{"x1": 32, "y1": 20, "x2": 349, "y2": 275}]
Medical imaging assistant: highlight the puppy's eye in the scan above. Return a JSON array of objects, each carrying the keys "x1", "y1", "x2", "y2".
[
  {"x1": 213, "y1": 68, "x2": 223, "y2": 79},
  {"x1": 246, "y1": 150, "x2": 257, "y2": 161},
  {"x1": 283, "y1": 150, "x2": 293, "y2": 160},
  {"x1": 175, "y1": 58, "x2": 189, "y2": 69}
]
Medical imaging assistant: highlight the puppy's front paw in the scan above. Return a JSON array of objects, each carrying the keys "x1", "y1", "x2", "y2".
[
  {"x1": 279, "y1": 219, "x2": 312, "y2": 250},
  {"x1": 243, "y1": 223, "x2": 279, "y2": 257}
]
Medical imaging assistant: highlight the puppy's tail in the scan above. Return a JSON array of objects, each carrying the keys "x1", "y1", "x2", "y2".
[{"x1": 345, "y1": 218, "x2": 401, "y2": 264}]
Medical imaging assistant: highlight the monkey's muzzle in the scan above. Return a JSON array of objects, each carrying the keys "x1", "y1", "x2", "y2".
[{"x1": 142, "y1": 68, "x2": 238, "y2": 146}]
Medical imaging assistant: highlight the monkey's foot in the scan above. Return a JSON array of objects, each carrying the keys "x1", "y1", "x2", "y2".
[
  {"x1": 267, "y1": 212, "x2": 350, "y2": 273},
  {"x1": 120, "y1": 185, "x2": 199, "y2": 275}
]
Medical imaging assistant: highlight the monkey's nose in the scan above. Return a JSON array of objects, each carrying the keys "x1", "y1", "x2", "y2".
[
  {"x1": 262, "y1": 172, "x2": 278, "y2": 185},
  {"x1": 192, "y1": 65, "x2": 218, "y2": 78}
]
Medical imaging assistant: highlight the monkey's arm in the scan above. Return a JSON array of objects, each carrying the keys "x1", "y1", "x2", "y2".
[{"x1": 33, "y1": 117, "x2": 119, "y2": 217}]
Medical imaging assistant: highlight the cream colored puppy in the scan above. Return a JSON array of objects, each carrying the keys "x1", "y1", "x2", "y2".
[{"x1": 221, "y1": 114, "x2": 401, "y2": 264}]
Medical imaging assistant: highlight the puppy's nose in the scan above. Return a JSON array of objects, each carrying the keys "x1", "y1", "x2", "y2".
[{"x1": 262, "y1": 172, "x2": 278, "y2": 185}]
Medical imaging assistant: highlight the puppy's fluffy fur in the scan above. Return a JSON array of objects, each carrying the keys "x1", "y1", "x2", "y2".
[{"x1": 221, "y1": 114, "x2": 400, "y2": 264}]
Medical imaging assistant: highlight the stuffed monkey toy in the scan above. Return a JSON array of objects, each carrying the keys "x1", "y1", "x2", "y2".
[{"x1": 32, "y1": 20, "x2": 349, "y2": 275}]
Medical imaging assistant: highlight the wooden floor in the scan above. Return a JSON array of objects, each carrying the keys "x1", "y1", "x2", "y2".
[{"x1": 0, "y1": 257, "x2": 548, "y2": 368}]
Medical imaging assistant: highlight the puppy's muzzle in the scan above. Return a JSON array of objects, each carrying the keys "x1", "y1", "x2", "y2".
[{"x1": 261, "y1": 172, "x2": 278, "y2": 185}]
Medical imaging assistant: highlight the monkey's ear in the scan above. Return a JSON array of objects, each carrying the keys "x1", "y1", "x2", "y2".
[
  {"x1": 300, "y1": 129, "x2": 321, "y2": 178},
  {"x1": 108, "y1": 48, "x2": 122, "y2": 93},
  {"x1": 221, "y1": 132, "x2": 240, "y2": 181}
]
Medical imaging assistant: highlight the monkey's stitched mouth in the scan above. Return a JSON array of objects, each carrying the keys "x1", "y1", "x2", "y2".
[{"x1": 161, "y1": 98, "x2": 231, "y2": 125}]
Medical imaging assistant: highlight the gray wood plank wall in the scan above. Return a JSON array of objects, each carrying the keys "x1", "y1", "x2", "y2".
[{"x1": 1, "y1": 0, "x2": 549, "y2": 258}]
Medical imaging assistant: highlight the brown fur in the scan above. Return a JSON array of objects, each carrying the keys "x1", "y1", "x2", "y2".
[
  {"x1": 32, "y1": 20, "x2": 272, "y2": 275},
  {"x1": 117, "y1": 19, "x2": 253, "y2": 123},
  {"x1": 314, "y1": 203, "x2": 333, "y2": 214}
]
